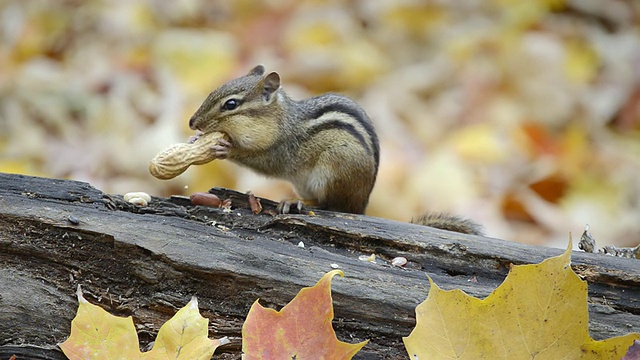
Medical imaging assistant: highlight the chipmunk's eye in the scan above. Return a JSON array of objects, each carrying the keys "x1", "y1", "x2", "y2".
[{"x1": 222, "y1": 99, "x2": 240, "y2": 111}]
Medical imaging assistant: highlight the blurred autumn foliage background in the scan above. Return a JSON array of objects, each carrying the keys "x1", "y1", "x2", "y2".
[{"x1": 1, "y1": 0, "x2": 639, "y2": 247}]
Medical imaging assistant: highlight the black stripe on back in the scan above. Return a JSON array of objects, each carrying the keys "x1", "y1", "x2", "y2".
[
  {"x1": 307, "y1": 120, "x2": 371, "y2": 156},
  {"x1": 306, "y1": 103, "x2": 380, "y2": 169}
]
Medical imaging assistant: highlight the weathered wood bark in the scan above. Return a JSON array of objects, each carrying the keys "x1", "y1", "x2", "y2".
[{"x1": 0, "y1": 172, "x2": 638, "y2": 359}]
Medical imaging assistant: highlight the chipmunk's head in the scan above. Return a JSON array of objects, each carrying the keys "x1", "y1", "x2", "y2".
[{"x1": 188, "y1": 65, "x2": 284, "y2": 150}]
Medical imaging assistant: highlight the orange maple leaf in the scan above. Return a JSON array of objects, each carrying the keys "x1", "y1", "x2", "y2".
[{"x1": 242, "y1": 270, "x2": 368, "y2": 359}]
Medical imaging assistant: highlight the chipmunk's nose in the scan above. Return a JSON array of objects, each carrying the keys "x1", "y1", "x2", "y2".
[{"x1": 188, "y1": 116, "x2": 198, "y2": 130}]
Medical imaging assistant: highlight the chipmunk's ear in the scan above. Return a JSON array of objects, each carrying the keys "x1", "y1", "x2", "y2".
[
  {"x1": 247, "y1": 65, "x2": 265, "y2": 76},
  {"x1": 262, "y1": 72, "x2": 281, "y2": 102}
]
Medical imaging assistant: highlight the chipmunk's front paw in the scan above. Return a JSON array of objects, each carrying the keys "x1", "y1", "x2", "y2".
[
  {"x1": 211, "y1": 139, "x2": 232, "y2": 160},
  {"x1": 187, "y1": 131, "x2": 204, "y2": 144}
]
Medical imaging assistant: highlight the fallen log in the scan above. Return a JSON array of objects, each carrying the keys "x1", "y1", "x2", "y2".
[{"x1": 0, "y1": 172, "x2": 638, "y2": 359}]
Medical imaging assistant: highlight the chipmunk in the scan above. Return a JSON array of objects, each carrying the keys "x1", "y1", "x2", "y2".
[{"x1": 188, "y1": 65, "x2": 483, "y2": 235}]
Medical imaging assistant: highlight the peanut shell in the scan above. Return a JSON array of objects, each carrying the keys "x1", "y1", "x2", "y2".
[{"x1": 149, "y1": 132, "x2": 224, "y2": 180}]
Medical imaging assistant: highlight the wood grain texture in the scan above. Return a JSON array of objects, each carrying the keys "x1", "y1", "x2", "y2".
[{"x1": 0, "y1": 173, "x2": 638, "y2": 359}]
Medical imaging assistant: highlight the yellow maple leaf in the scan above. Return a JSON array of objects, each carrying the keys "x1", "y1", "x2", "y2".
[
  {"x1": 404, "y1": 242, "x2": 640, "y2": 359},
  {"x1": 142, "y1": 297, "x2": 220, "y2": 359},
  {"x1": 242, "y1": 270, "x2": 368, "y2": 359},
  {"x1": 59, "y1": 286, "x2": 226, "y2": 360}
]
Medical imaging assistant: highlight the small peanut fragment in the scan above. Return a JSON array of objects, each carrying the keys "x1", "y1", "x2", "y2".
[
  {"x1": 190, "y1": 192, "x2": 221, "y2": 207},
  {"x1": 149, "y1": 132, "x2": 225, "y2": 180},
  {"x1": 124, "y1": 192, "x2": 151, "y2": 206},
  {"x1": 358, "y1": 254, "x2": 376, "y2": 263},
  {"x1": 391, "y1": 257, "x2": 407, "y2": 267},
  {"x1": 124, "y1": 192, "x2": 151, "y2": 203}
]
